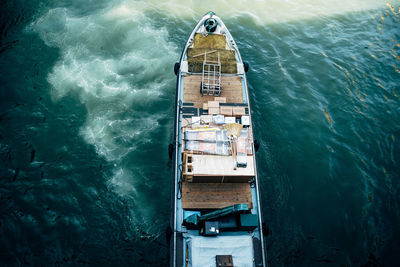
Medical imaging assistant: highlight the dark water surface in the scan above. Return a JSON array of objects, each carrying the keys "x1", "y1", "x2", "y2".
[{"x1": 1, "y1": 1, "x2": 400, "y2": 266}]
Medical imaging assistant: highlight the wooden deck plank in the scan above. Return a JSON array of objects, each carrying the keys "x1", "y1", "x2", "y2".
[
  {"x1": 182, "y1": 182, "x2": 252, "y2": 210},
  {"x1": 183, "y1": 75, "x2": 243, "y2": 108}
]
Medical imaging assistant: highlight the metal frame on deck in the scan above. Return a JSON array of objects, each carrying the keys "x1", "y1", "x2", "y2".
[{"x1": 201, "y1": 51, "x2": 222, "y2": 96}]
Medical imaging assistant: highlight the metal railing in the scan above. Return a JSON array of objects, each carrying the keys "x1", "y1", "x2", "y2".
[{"x1": 201, "y1": 51, "x2": 221, "y2": 96}]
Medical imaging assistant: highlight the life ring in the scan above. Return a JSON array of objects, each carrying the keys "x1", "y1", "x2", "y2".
[{"x1": 204, "y1": 18, "x2": 217, "y2": 33}]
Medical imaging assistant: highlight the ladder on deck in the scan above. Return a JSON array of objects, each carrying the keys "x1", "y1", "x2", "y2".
[{"x1": 201, "y1": 51, "x2": 221, "y2": 96}]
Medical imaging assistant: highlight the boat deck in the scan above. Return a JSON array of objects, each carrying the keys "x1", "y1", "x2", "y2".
[
  {"x1": 172, "y1": 12, "x2": 266, "y2": 267},
  {"x1": 183, "y1": 75, "x2": 243, "y2": 108},
  {"x1": 180, "y1": 72, "x2": 252, "y2": 211},
  {"x1": 181, "y1": 182, "x2": 253, "y2": 210}
]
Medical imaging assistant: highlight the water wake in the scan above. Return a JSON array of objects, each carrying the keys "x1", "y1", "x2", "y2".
[
  {"x1": 129, "y1": 0, "x2": 400, "y2": 24},
  {"x1": 31, "y1": 2, "x2": 178, "y2": 206}
]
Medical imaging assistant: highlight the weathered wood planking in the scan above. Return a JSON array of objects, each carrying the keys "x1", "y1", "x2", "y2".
[
  {"x1": 183, "y1": 75, "x2": 243, "y2": 108},
  {"x1": 181, "y1": 182, "x2": 252, "y2": 210}
]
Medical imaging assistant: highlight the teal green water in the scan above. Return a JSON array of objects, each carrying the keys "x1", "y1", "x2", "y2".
[{"x1": 1, "y1": 0, "x2": 400, "y2": 266}]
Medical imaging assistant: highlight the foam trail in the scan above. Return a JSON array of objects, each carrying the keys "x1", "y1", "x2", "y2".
[
  {"x1": 31, "y1": 2, "x2": 178, "y2": 204},
  {"x1": 122, "y1": 0, "x2": 400, "y2": 24}
]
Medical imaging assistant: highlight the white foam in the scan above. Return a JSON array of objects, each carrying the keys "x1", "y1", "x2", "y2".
[
  {"x1": 109, "y1": 0, "x2": 400, "y2": 25},
  {"x1": 109, "y1": 168, "x2": 137, "y2": 196},
  {"x1": 31, "y1": 2, "x2": 178, "y2": 199}
]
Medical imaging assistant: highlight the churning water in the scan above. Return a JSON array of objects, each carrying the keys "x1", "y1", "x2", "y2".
[{"x1": 1, "y1": 0, "x2": 400, "y2": 265}]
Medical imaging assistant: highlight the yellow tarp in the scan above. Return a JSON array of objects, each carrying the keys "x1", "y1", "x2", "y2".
[
  {"x1": 188, "y1": 34, "x2": 237, "y2": 74},
  {"x1": 193, "y1": 33, "x2": 228, "y2": 49}
]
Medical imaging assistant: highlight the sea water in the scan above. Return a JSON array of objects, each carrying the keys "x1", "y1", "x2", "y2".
[{"x1": 0, "y1": 0, "x2": 399, "y2": 265}]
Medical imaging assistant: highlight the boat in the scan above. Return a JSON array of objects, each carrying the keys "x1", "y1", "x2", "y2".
[{"x1": 170, "y1": 11, "x2": 267, "y2": 267}]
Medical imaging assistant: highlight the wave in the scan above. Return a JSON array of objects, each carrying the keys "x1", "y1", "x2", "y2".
[
  {"x1": 30, "y1": 2, "x2": 178, "y2": 204},
  {"x1": 115, "y1": 0, "x2": 400, "y2": 24}
]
